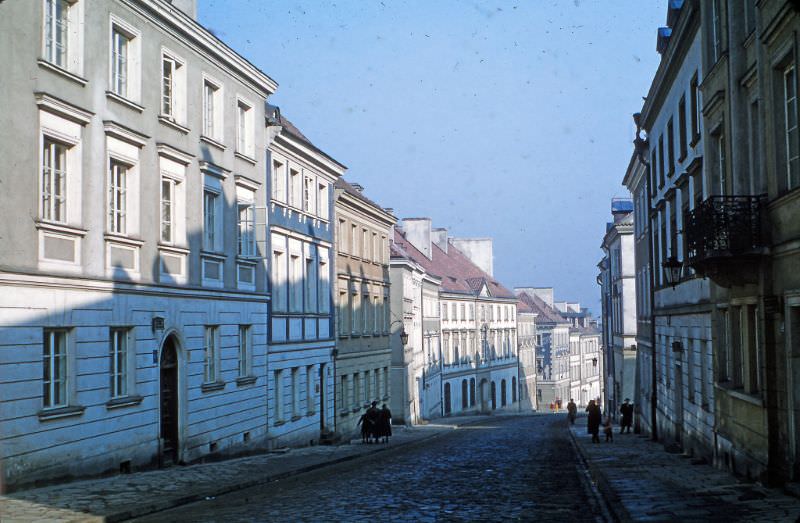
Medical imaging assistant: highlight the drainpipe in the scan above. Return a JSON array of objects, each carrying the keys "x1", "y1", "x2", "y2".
[{"x1": 634, "y1": 113, "x2": 659, "y2": 442}]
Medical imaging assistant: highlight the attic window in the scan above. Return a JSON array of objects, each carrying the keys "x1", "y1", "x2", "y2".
[{"x1": 449, "y1": 276, "x2": 458, "y2": 282}]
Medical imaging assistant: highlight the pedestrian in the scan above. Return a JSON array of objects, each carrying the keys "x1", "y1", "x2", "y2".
[
  {"x1": 619, "y1": 398, "x2": 633, "y2": 434},
  {"x1": 378, "y1": 404, "x2": 392, "y2": 443},
  {"x1": 365, "y1": 401, "x2": 380, "y2": 443},
  {"x1": 356, "y1": 412, "x2": 370, "y2": 444},
  {"x1": 586, "y1": 399, "x2": 601, "y2": 444},
  {"x1": 603, "y1": 416, "x2": 614, "y2": 442},
  {"x1": 567, "y1": 398, "x2": 577, "y2": 425}
]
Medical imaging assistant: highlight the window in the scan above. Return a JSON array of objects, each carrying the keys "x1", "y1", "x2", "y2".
[
  {"x1": 319, "y1": 251, "x2": 330, "y2": 313},
  {"x1": 160, "y1": 178, "x2": 174, "y2": 243},
  {"x1": 711, "y1": 0, "x2": 723, "y2": 63},
  {"x1": 784, "y1": 63, "x2": 800, "y2": 191},
  {"x1": 669, "y1": 195, "x2": 677, "y2": 259},
  {"x1": 351, "y1": 291, "x2": 360, "y2": 334},
  {"x1": 289, "y1": 169, "x2": 301, "y2": 208},
  {"x1": 238, "y1": 325, "x2": 250, "y2": 377},
  {"x1": 742, "y1": 305, "x2": 760, "y2": 394},
  {"x1": 658, "y1": 135, "x2": 665, "y2": 187},
  {"x1": 160, "y1": 51, "x2": 186, "y2": 123},
  {"x1": 667, "y1": 118, "x2": 675, "y2": 175},
  {"x1": 317, "y1": 182, "x2": 329, "y2": 220},
  {"x1": 306, "y1": 365, "x2": 315, "y2": 414},
  {"x1": 204, "y1": 326, "x2": 219, "y2": 383},
  {"x1": 650, "y1": 150, "x2": 658, "y2": 193},
  {"x1": 339, "y1": 289, "x2": 349, "y2": 335},
  {"x1": 363, "y1": 292, "x2": 370, "y2": 333},
  {"x1": 202, "y1": 78, "x2": 222, "y2": 140},
  {"x1": 238, "y1": 202, "x2": 255, "y2": 256},
  {"x1": 110, "y1": 20, "x2": 139, "y2": 101},
  {"x1": 43, "y1": 329, "x2": 68, "y2": 408},
  {"x1": 203, "y1": 190, "x2": 219, "y2": 251},
  {"x1": 353, "y1": 372, "x2": 361, "y2": 406},
  {"x1": 291, "y1": 367, "x2": 299, "y2": 417},
  {"x1": 108, "y1": 160, "x2": 127, "y2": 234},
  {"x1": 715, "y1": 130, "x2": 727, "y2": 195},
  {"x1": 274, "y1": 370, "x2": 284, "y2": 421},
  {"x1": 679, "y1": 97, "x2": 688, "y2": 160},
  {"x1": 351, "y1": 224, "x2": 359, "y2": 255},
  {"x1": 303, "y1": 176, "x2": 316, "y2": 214},
  {"x1": 44, "y1": 0, "x2": 70, "y2": 68},
  {"x1": 41, "y1": 139, "x2": 67, "y2": 223},
  {"x1": 362, "y1": 229, "x2": 369, "y2": 259},
  {"x1": 109, "y1": 328, "x2": 128, "y2": 398},
  {"x1": 305, "y1": 255, "x2": 317, "y2": 312},
  {"x1": 718, "y1": 309, "x2": 731, "y2": 382},
  {"x1": 690, "y1": 73, "x2": 701, "y2": 143},
  {"x1": 272, "y1": 246, "x2": 287, "y2": 311},
  {"x1": 748, "y1": 98, "x2": 764, "y2": 194},
  {"x1": 338, "y1": 220, "x2": 348, "y2": 253},
  {"x1": 289, "y1": 254, "x2": 303, "y2": 312},
  {"x1": 272, "y1": 159, "x2": 286, "y2": 202},
  {"x1": 236, "y1": 100, "x2": 253, "y2": 157}
]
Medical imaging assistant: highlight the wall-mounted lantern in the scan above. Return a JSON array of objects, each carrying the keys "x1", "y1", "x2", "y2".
[{"x1": 662, "y1": 256, "x2": 683, "y2": 289}]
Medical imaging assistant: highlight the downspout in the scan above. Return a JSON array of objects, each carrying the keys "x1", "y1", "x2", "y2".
[{"x1": 634, "y1": 113, "x2": 659, "y2": 441}]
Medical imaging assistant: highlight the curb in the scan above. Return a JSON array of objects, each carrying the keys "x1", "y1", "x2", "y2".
[
  {"x1": 112, "y1": 415, "x2": 497, "y2": 522},
  {"x1": 567, "y1": 425, "x2": 632, "y2": 523}
]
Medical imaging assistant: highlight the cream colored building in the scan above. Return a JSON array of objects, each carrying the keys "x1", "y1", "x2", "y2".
[{"x1": 333, "y1": 180, "x2": 394, "y2": 437}]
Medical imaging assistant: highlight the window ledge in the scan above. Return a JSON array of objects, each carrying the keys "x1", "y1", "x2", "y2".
[
  {"x1": 236, "y1": 375, "x2": 257, "y2": 387},
  {"x1": 35, "y1": 220, "x2": 88, "y2": 237},
  {"x1": 339, "y1": 410, "x2": 350, "y2": 417},
  {"x1": 201, "y1": 380, "x2": 226, "y2": 393},
  {"x1": 39, "y1": 405, "x2": 85, "y2": 421},
  {"x1": 104, "y1": 233, "x2": 145, "y2": 247},
  {"x1": 158, "y1": 243, "x2": 190, "y2": 255},
  {"x1": 234, "y1": 151, "x2": 257, "y2": 165},
  {"x1": 200, "y1": 135, "x2": 226, "y2": 151},
  {"x1": 291, "y1": 415, "x2": 303, "y2": 422},
  {"x1": 201, "y1": 251, "x2": 227, "y2": 262},
  {"x1": 106, "y1": 91, "x2": 144, "y2": 113},
  {"x1": 274, "y1": 420, "x2": 286, "y2": 427},
  {"x1": 716, "y1": 384, "x2": 763, "y2": 406},
  {"x1": 236, "y1": 256, "x2": 258, "y2": 265},
  {"x1": 158, "y1": 115, "x2": 190, "y2": 134},
  {"x1": 106, "y1": 395, "x2": 143, "y2": 410},
  {"x1": 37, "y1": 59, "x2": 88, "y2": 86},
  {"x1": 306, "y1": 410, "x2": 316, "y2": 417}
]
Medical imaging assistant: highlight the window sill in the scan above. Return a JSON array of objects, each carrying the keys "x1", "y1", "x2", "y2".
[
  {"x1": 106, "y1": 91, "x2": 144, "y2": 113},
  {"x1": 106, "y1": 395, "x2": 143, "y2": 410},
  {"x1": 339, "y1": 410, "x2": 350, "y2": 417},
  {"x1": 158, "y1": 115, "x2": 190, "y2": 134},
  {"x1": 274, "y1": 420, "x2": 286, "y2": 427},
  {"x1": 715, "y1": 384, "x2": 763, "y2": 406},
  {"x1": 307, "y1": 410, "x2": 316, "y2": 417},
  {"x1": 201, "y1": 381, "x2": 226, "y2": 393},
  {"x1": 39, "y1": 405, "x2": 85, "y2": 421},
  {"x1": 236, "y1": 256, "x2": 258, "y2": 265},
  {"x1": 104, "y1": 233, "x2": 145, "y2": 247},
  {"x1": 37, "y1": 59, "x2": 88, "y2": 86},
  {"x1": 201, "y1": 251, "x2": 227, "y2": 262},
  {"x1": 291, "y1": 415, "x2": 303, "y2": 422},
  {"x1": 234, "y1": 151, "x2": 257, "y2": 165},
  {"x1": 200, "y1": 135, "x2": 226, "y2": 151},
  {"x1": 158, "y1": 243, "x2": 190, "y2": 255},
  {"x1": 236, "y1": 375, "x2": 257, "y2": 387},
  {"x1": 35, "y1": 220, "x2": 88, "y2": 237}
]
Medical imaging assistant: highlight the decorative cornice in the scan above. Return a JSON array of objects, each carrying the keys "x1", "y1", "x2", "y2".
[
  {"x1": 157, "y1": 143, "x2": 194, "y2": 165},
  {"x1": 104, "y1": 121, "x2": 149, "y2": 147},
  {"x1": 35, "y1": 93, "x2": 93, "y2": 124}
]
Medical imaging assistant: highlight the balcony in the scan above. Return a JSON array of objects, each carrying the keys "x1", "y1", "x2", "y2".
[{"x1": 684, "y1": 195, "x2": 767, "y2": 286}]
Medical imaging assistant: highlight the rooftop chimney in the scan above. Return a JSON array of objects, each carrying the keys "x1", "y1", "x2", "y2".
[
  {"x1": 451, "y1": 238, "x2": 493, "y2": 276},
  {"x1": 431, "y1": 228, "x2": 448, "y2": 254},
  {"x1": 401, "y1": 218, "x2": 433, "y2": 260},
  {"x1": 167, "y1": 0, "x2": 197, "y2": 19}
]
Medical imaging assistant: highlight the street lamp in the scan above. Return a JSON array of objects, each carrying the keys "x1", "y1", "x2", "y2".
[
  {"x1": 389, "y1": 319, "x2": 409, "y2": 346},
  {"x1": 662, "y1": 256, "x2": 683, "y2": 289}
]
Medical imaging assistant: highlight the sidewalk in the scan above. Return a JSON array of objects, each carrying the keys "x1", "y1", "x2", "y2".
[
  {"x1": 0, "y1": 414, "x2": 495, "y2": 523},
  {"x1": 569, "y1": 416, "x2": 800, "y2": 522}
]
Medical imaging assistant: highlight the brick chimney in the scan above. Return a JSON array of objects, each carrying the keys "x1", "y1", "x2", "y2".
[{"x1": 401, "y1": 218, "x2": 432, "y2": 260}]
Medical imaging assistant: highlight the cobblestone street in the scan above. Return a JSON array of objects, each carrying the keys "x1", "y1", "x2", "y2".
[{"x1": 131, "y1": 415, "x2": 603, "y2": 522}]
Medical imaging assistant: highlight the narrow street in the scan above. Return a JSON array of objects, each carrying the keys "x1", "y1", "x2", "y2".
[{"x1": 132, "y1": 415, "x2": 605, "y2": 522}]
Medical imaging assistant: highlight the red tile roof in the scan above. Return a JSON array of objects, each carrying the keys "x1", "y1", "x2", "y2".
[
  {"x1": 516, "y1": 291, "x2": 569, "y2": 324},
  {"x1": 392, "y1": 228, "x2": 515, "y2": 299}
]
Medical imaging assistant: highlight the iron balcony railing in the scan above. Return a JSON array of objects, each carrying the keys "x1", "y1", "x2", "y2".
[{"x1": 684, "y1": 195, "x2": 766, "y2": 266}]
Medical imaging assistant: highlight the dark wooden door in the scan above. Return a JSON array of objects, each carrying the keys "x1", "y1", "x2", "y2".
[
  {"x1": 491, "y1": 382, "x2": 497, "y2": 410},
  {"x1": 160, "y1": 338, "x2": 179, "y2": 465}
]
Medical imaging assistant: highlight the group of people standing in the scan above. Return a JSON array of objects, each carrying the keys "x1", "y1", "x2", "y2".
[
  {"x1": 357, "y1": 402, "x2": 392, "y2": 444},
  {"x1": 567, "y1": 398, "x2": 634, "y2": 444}
]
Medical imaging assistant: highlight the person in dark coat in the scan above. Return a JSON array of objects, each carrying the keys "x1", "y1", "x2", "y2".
[
  {"x1": 567, "y1": 399, "x2": 577, "y2": 425},
  {"x1": 365, "y1": 401, "x2": 380, "y2": 443},
  {"x1": 378, "y1": 404, "x2": 392, "y2": 443},
  {"x1": 356, "y1": 412, "x2": 370, "y2": 443},
  {"x1": 586, "y1": 399, "x2": 601, "y2": 443},
  {"x1": 619, "y1": 398, "x2": 634, "y2": 434}
]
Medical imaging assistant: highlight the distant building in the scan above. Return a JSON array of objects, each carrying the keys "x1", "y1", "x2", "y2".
[
  {"x1": 599, "y1": 198, "x2": 637, "y2": 419},
  {"x1": 332, "y1": 179, "x2": 394, "y2": 437},
  {"x1": 516, "y1": 299, "x2": 538, "y2": 411},
  {"x1": 516, "y1": 289, "x2": 571, "y2": 409},
  {"x1": 561, "y1": 306, "x2": 602, "y2": 407}
]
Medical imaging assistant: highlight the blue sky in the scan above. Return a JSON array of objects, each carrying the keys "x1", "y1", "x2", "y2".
[{"x1": 199, "y1": 0, "x2": 666, "y2": 312}]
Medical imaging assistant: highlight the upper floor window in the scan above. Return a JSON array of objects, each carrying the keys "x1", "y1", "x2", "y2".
[
  {"x1": 203, "y1": 189, "x2": 220, "y2": 251},
  {"x1": 289, "y1": 168, "x2": 301, "y2": 208},
  {"x1": 160, "y1": 50, "x2": 186, "y2": 124},
  {"x1": 110, "y1": 19, "x2": 140, "y2": 101},
  {"x1": 317, "y1": 182, "x2": 329, "y2": 220},
  {"x1": 108, "y1": 159, "x2": 128, "y2": 234},
  {"x1": 711, "y1": 0, "x2": 723, "y2": 63},
  {"x1": 690, "y1": 73, "x2": 701, "y2": 143},
  {"x1": 44, "y1": 0, "x2": 70, "y2": 68},
  {"x1": 303, "y1": 175, "x2": 316, "y2": 214},
  {"x1": 42, "y1": 139, "x2": 68, "y2": 223},
  {"x1": 236, "y1": 99, "x2": 254, "y2": 158},
  {"x1": 666, "y1": 118, "x2": 675, "y2": 175},
  {"x1": 272, "y1": 159, "x2": 286, "y2": 203},
  {"x1": 784, "y1": 63, "x2": 800, "y2": 191},
  {"x1": 160, "y1": 178, "x2": 174, "y2": 243},
  {"x1": 238, "y1": 202, "x2": 255, "y2": 256},
  {"x1": 202, "y1": 77, "x2": 223, "y2": 141},
  {"x1": 204, "y1": 326, "x2": 219, "y2": 383},
  {"x1": 678, "y1": 95, "x2": 688, "y2": 160}
]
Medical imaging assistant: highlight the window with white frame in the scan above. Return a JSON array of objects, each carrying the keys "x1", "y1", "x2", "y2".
[
  {"x1": 238, "y1": 201, "x2": 255, "y2": 256},
  {"x1": 711, "y1": 0, "x2": 722, "y2": 63},
  {"x1": 41, "y1": 138, "x2": 68, "y2": 223},
  {"x1": 272, "y1": 247, "x2": 287, "y2": 312},
  {"x1": 305, "y1": 253, "x2": 317, "y2": 312},
  {"x1": 236, "y1": 99, "x2": 253, "y2": 157},
  {"x1": 303, "y1": 175, "x2": 316, "y2": 214},
  {"x1": 238, "y1": 325, "x2": 250, "y2": 377},
  {"x1": 291, "y1": 367, "x2": 300, "y2": 417},
  {"x1": 289, "y1": 253, "x2": 303, "y2": 312},
  {"x1": 272, "y1": 158, "x2": 286, "y2": 202},
  {"x1": 43, "y1": 0, "x2": 70, "y2": 68},
  {"x1": 317, "y1": 182, "x2": 329, "y2": 220},
  {"x1": 204, "y1": 326, "x2": 219, "y2": 383},
  {"x1": 109, "y1": 328, "x2": 128, "y2": 398},
  {"x1": 108, "y1": 159, "x2": 128, "y2": 234},
  {"x1": 306, "y1": 365, "x2": 315, "y2": 414},
  {"x1": 274, "y1": 370, "x2": 284, "y2": 422},
  {"x1": 43, "y1": 329, "x2": 68, "y2": 408},
  {"x1": 160, "y1": 50, "x2": 186, "y2": 123},
  {"x1": 203, "y1": 189, "x2": 220, "y2": 251},
  {"x1": 338, "y1": 219, "x2": 348, "y2": 254},
  {"x1": 338, "y1": 287, "x2": 349, "y2": 335},
  {"x1": 351, "y1": 290, "x2": 360, "y2": 334},
  {"x1": 110, "y1": 19, "x2": 140, "y2": 101},
  {"x1": 202, "y1": 77, "x2": 223, "y2": 141},
  {"x1": 160, "y1": 177, "x2": 174, "y2": 243},
  {"x1": 784, "y1": 63, "x2": 800, "y2": 191},
  {"x1": 289, "y1": 168, "x2": 301, "y2": 208}
]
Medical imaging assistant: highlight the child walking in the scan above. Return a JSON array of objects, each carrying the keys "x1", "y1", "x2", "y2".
[{"x1": 603, "y1": 416, "x2": 613, "y2": 442}]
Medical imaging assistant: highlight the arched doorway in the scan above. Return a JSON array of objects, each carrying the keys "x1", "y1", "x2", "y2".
[
  {"x1": 469, "y1": 378, "x2": 476, "y2": 407},
  {"x1": 444, "y1": 383, "x2": 451, "y2": 415},
  {"x1": 501, "y1": 379, "x2": 507, "y2": 407},
  {"x1": 512, "y1": 377, "x2": 517, "y2": 403},
  {"x1": 491, "y1": 381, "x2": 497, "y2": 410},
  {"x1": 479, "y1": 379, "x2": 489, "y2": 412},
  {"x1": 461, "y1": 379, "x2": 468, "y2": 409},
  {"x1": 160, "y1": 335, "x2": 180, "y2": 465}
]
